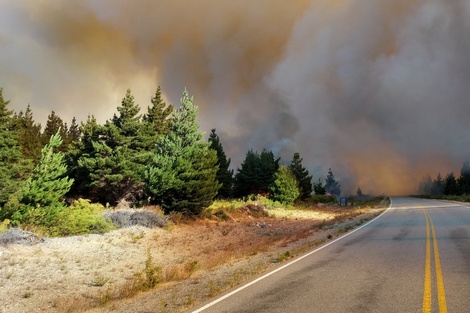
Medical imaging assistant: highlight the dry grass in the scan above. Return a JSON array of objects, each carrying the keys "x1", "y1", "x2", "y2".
[{"x1": 0, "y1": 200, "x2": 387, "y2": 313}]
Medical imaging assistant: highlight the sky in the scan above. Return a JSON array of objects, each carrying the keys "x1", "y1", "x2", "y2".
[{"x1": 1, "y1": 0, "x2": 470, "y2": 195}]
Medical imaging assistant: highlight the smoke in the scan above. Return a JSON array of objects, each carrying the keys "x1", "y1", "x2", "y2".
[{"x1": 1, "y1": 0, "x2": 470, "y2": 195}]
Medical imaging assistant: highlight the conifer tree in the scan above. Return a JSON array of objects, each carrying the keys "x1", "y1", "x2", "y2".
[
  {"x1": 444, "y1": 172, "x2": 459, "y2": 195},
  {"x1": 233, "y1": 149, "x2": 279, "y2": 197},
  {"x1": 325, "y1": 168, "x2": 341, "y2": 197},
  {"x1": 75, "y1": 90, "x2": 145, "y2": 204},
  {"x1": 268, "y1": 165, "x2": 300, "y2": 205},
  {"x1": 0, "y1": 88, "x2": 30, "y2": 209},
  {"x1": 208, "y1": 129, "x2": 233, "y2": 198},
  {"x1": 14, "y1": 130, "x2": 73, "y2": 225},
  {"x1": 145, "y1": 89, "x2": 220, "y2": 215},
  {"x1": 289, "y1": 152, "x2": 313, "y2": 201},
  {"x1": 313, "y1": 178, "x2": 326, "y2": 195},
  {"x1": 13, "y1": 105, "x2": 42, "y2": 161},
  {"x1": 458, "y1": 162, "x2": 470, "y2": 195},
  {"x1": 42, "y1": 111, "x2": 67, "y2": 151},
  {"x1": 143, "y1": 86, "x2": 173, "y2": 135},
  {"x1": 233, "y1": 150, "x2": 261, "y2": 197}
]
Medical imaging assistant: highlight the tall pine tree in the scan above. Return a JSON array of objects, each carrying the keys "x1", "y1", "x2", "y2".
[
  {"x1": 325, "y1": 168, "x2": 341, "y2": 197},
  {"x1": 145, "y1": 89, "x2": 220, "y2": 215},
  {"x1": 14, "y1": 130, "x2": 73, "y2": 225},
  {"x1": 0, "y1": 88, "x2": 31, "y2": 210},
  {"x1": 289, "y1": 152, "x2": 313, "y2": 201},
  {"x1": 208, "y1": 129, "x2": 233, "y2": 198}
]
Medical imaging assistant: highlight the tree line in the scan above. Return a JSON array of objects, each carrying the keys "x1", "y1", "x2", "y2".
[
  {"x1": 418, "y1": 162, "x2": 470, "y2": 196},
  {"x1": 0, "y1": 86, "x2": 342, "y2": 228}
]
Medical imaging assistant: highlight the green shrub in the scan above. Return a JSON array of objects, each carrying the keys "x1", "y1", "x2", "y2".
[
  {"x1": 268, "y1": 166, "x2": 300, "y2": 206},
  {"x1": 49, "y1": 198, "x2": 115, "y2": 237}
]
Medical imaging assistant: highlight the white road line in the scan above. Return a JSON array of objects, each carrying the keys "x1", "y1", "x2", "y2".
[{"x1": 191, "y1": 202, "x2": 393, "y2": 312}]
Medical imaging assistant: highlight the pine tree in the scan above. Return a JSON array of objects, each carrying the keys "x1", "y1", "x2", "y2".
[
  {"x1": 233, "y1": 149, "x2": 261, "y2": 197},
  {"x1": 268, "y1": 166, "x2": 300, "y2": 205},
  {"x1": 76, "y1": 90, "x2": 146, "y2": 205},
  {"x1": 458, "y1": 162, "x2": 470, "y2": 195},
  {"x1": 444, "y1": 172, "x2": 459, "y2": 195},
  {"x1": 208, "y1": 129, "x2": 233, "y2": 198},
  {"x1": 289, "y1": 152, "x2": 313, "y2": 201},
  {"x1": 145, "y1": 88, "x2": 220, "y2": 215},
  {"x1": 313, "y1": 178, "x2": 326, "y2": 195},
  {"x1": 13, "y1": 105, "x2": 43, "y2": 162},
  {"x1": 431, "y1": 173, "x2": 444, "y2": 196},
  {"x1": 259, "y1": 149, "x2": 280, "y2": 193},
  {"x1": 0, "y1": 88, "x2": 30, "y2": 209},
  {"x1": 14, "y1": 130, "x2": 73, "y2": 225},
  {"x1": 143, "y1": 86, "x2": 173, "y2": 135},
  {"x1": 65, "y1": 116, "x2": 81, "y2": 148},
  {"x1": 325, "y1": 168, "x2": 341, "y2": 197},
  {"x1": 42, "y1": 111, "x2": 68, "y2": 154}
]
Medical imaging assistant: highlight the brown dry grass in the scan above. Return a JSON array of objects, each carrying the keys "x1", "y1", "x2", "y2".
[{"x1": 0, "y1": 200, "x2": 387, "y2": 313}]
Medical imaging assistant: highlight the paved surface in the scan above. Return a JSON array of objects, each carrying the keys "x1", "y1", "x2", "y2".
[{"x1": 191, "y1": 197, "x2": 470, "y2": 312}]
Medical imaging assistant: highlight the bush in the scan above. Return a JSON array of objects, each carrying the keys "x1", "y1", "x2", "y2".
[
  {"x1": 309, "y1": 194, "x2": 337, "y2": 204},
  {"x1": 50, "y1": 199, "x2": 115, "y2": 237},
  {"x1": 268, "y1": 166, "x2": 300, "y2": 206}
]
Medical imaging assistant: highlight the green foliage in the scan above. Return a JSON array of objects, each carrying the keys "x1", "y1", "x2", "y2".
[
  {"x1": 268, "y1": 166, "x2": 300, "y2": 205},
  {"x1": 313, "y1": 178, "x2": 326, "y2": 195},
  {"x1": 42, "y1": 111, "x2": 68, "y2": 152},
  {"x1": 49, "y1": 199, "x2": 115, "y2": 237},
  {"x1": 143, "y1": 86, "x2": 173, "y2": 135},
  {"x1": 289, "y1": 152, "x2": 313, "y2": 201},
  {"x1": 233, "y1": 149, "x2": 279, "y2": 197},
  {"x1": 13, "y1": 130, "x2": 73, "y2": 225},
  {"x1": 209, "y1": 129, "x2": 233, "y2": 198},
  {"x1": 145, "y1": 89, "x2": 220, "y2": 216},
  {"x1": 0, "y1": 88, "x2": 32, "y2": 208},
  {"x1": 12, "y1": 105, "x2": 42, "y2": 162}
]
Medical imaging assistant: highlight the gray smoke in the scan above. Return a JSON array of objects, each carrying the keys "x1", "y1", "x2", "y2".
[{"x1": 1, "y1": 0, "x2": 470, "y2": 195}]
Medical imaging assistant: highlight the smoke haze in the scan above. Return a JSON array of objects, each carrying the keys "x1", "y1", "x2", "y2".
[{"x1": 1, "y1": 0, "x2": 470, "y2": 195}]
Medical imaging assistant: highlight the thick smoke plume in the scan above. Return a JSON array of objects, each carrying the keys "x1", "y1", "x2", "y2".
[{"x1": 1, "y1": 0, "x2": 470, "y2": 195}]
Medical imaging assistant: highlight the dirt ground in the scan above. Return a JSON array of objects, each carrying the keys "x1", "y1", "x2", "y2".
[{"x1": 0, "y1": 203, "x2": 387, "y2": 313}]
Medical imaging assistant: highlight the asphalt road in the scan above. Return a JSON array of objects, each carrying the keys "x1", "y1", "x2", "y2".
[{"x1": 191, "y1": 197, "x2": 470, "y2": 313}]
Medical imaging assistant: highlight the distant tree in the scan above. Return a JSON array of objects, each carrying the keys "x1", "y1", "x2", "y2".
[
  {"x1": 143, "y1": 86, "x2": 173, "y2": 136},
  {"x1": 145, "y1": 89, "x2": 220, "y2": 215},
  {"x1": 66, "y1": 115, "x2": 100, "y2": 198},
  {"x1": 325, "y1": 168, "x2": 341, "y2": 197},
  {"x1": 233, "y1": 149, "x2": 279, "y2": 198},
  {"x1": 42, "y1": 111, "x2": 67, "y2": 151},
  {"x1": 268, "y1": 165, "x2": 300, "y2": 205},
  {"x1": 208, "y1": 129, "x2": 233, "y2": 198},
  {"x1": 458, "y1": 162, "x2": 470, "y2": 195},
  {"x1": 259, "y1": 150, "x2": 280, "y2": 192},
  {"x1": 0, "y1": 88, "x2": 31, "y2": 210},
  {"x1": 313, "y1": 178, "x2": 326, "y2": 195},
  {"x1": 419, "y1": 175, "x2": 433, "y2": 195},
  {"x1": 431, "y1": 173, "x2": 445, "y2": 196},
  {"x1": 12, "y1": 130, "x2": 73, "y2": 226},
  {"x1": 65, "y1": 116, "x2": 81, "y2": 148},
  {"x1": 444, "y1": 172, "x2": 459, "y2": 196},
  {"x1": 289, "y1": 152, "x2": 313, "y2": 201},
  {"x1": 13, "y1": 105, "x2": 42, "y2": 162},
  {"x1": 356, "y1": 186, "x2": 363, "y2": 197},
  {"x1": 233, "y1": 149, "x2": 260, "y2": 197}
]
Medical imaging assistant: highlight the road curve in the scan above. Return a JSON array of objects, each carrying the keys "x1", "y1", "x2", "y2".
[{"x1": 190, "y1": 197, "x2": 470, "y2": 313}]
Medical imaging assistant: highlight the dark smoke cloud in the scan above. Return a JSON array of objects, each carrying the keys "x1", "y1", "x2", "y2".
[{"x1": 1, "y1": 0, "x2": 470, "y2": 195}]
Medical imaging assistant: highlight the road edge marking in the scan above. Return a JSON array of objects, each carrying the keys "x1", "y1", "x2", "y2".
[{"x1": 191, "y1": 200, "x2": 393, "y2": 312}]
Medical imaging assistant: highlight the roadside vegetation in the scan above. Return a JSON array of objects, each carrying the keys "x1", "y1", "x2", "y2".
[
  {"x1": 0, "y1": 85, "x2": 391, "y2": 311},
  {"x1": 415, "y1": 161, "x2": 470, "y2": 201}
]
